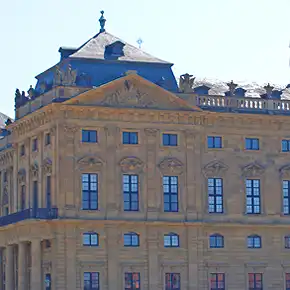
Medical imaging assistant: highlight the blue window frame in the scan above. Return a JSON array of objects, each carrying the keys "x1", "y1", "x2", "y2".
[
  {"x1": 123, "y1": 132, "x2": 138, "y2": 145},
  {"x1": 247, "y1": 235, "x2": 261, "y2": 248},
  {"x1": 33, "y1": 180, "x2": 38, "y2": 210},
  {"x1": 46, "y1": 176, "x2": 51, "y2": 208},
  {"x1": 286, "y1": 273, "x2": 290, "y2": 290},
  {"x1": 165, "y1": 273, "x2": 180, "y2": 290},
  {"x1": 20, "y1": 144, "x2": 25, "y2": 156},
  {"x1": 163, "y1": 176, "x2": 178, "y2": 212},
  {"x1": 32, "y1": 138, "x2": 38, "y2": 151},
  {"x1": 209, "y1": 234, "x2": 224, "y2": 248},
  {"x1": 124, "y1": 272, "x2": 140, "y2": 290},
  {"x1": 282, "y1": 140, "x2": 290, "y2": 152},
  {"x1": 45, "y1": 273, "x2": 51, "y2": 290},
  {"x1": 164, "y1": 233, "x2": 179, "y2": 247},
  {"x1": 245, "y1": 138, "x2": 259, "y2": 150},
  {"x1": 124, "y1": 232, "x2": 139, "y2": 247},
  {"x1": 285, "y1": 236, "x2": 290, "y2": 249},
  {"x1": 45, "y1": 133, "x2": 51, "y2": 146},
  {"x1": 208, "y1": 178, "x2": 223, "y2": 213},
  {"x1": 248, "y1": 273, "x2": 262, "y2": 290},
  {"x1": 207, "y1": 136, "x2": 222, "y2": 149},
  {"x1": 210, "y1": 273, "x2": 225, "y2": 290},
  {"x1": 82, "y1": 174, "x2": 98, "y2": 210},
  {"x1": 20, "y1": 185, "x2": 25, "y2": 210},
  {"x1": 84, "y1": 272, "x2": 99, "y2": 290},
  {"x1": 82, "y1": 130, "x2": 97, "y2": 143},
  {"x1": 83, "y1": 232, "x2": 99, "y2": 246},
  {"x1": 246, "y1": 179, "x2": 261, "y2": 214},
  {"x1": 283, "y1": 180, "x2": 290, "y2": 214},
  {"x1": 123, "y1": 175, "x2": 139, "y2": 211},
  {"x1": 163, "y1": 134, "x2": 178, "y2": 146}
]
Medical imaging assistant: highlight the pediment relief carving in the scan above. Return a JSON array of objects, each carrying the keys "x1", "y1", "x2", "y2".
[
  {"x1": 119, "y1": 157, "x2": 144, "y2": 174},
  {"x1": 42, "y1": 158, "x2": 52, "y2": 175},
  {"x1": 158, "y1": 158, "x2": 183, "y2": 175},
  {"x1": 279, "y1": 164, "x2": 290, "y2": 178},
  {"x1": 30, "y1": 162, "x2": 39, "y2": 179},
  {"x1": 18, "y1": 169, "x2": 26, "y2": 184},
  {"x1": 203, "y1": 160, "x2": 229, "y2": 177},
  {"x1": 242, "y1": 162, "x2": 265, "y2": 177},
  {"x1": 77, "y1": 155, "x2": 104, "y2": 171}
]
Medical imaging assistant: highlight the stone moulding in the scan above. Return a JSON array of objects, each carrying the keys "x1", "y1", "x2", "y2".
[
  {"x1": 241, "y1": 162, "x2": 265, "y2": 178},
  {"x1": 279, "y1": 164, "x2": 290, "y2": 178},
  {"x1": 203, "y1": 160, "x2": 228, "y2": 177},
  {"x1": 119, "y1": 157, "x2": 144, "y2": 174},
  {"x1": 158, "y1": 158, "x2": 183, "y2": 175}
]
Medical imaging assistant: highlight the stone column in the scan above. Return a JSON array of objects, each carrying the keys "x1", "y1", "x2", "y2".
[
  {"x1": 18, "y1": 242, "x2": 27, "y2": 290},
  {"x1": 31, "y1": 240, "x2": 42, "y2": 290},
  {"x1": 147, "y1": 227, "x2": 159, "y2": 290},
  {"x1": 0, "y1": 248, "x2": 4, "y2": 290},
  {"x1": 6, "y1": 245, "x2": 14, "y2": 290}
]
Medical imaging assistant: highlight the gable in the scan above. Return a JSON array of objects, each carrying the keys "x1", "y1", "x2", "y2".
[{"x1": 65, "y1": 74, "x2": 202, "y2": 111}]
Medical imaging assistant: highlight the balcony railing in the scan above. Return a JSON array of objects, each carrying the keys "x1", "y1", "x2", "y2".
[{"x1": 0, "y1": 207, "x2": 58, "y2": 227}]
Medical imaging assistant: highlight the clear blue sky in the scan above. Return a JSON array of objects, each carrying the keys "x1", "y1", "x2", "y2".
[{"x1": 1, "y1": 0, "x2": 290, "y2": 118}]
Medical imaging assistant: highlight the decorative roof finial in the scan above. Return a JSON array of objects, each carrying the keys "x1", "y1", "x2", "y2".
[{"x1": 99, "y1": 10, "x2": 106, "y2": 33}]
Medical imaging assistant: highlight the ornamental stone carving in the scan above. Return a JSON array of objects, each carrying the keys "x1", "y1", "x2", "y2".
[
  {"x1": 30, "y1": 162, "x2": 39, "y2": 179},
  {"x1": 18, "y1": 169, "x2": 26, "y2": 184},
  {"x1": 119, "y1": 157, "x2": 144, "y2": 174},
  {"x1": 158, "y1": 158, "x2": 183, "y2": 175},
  {"x1": 144, "y1": 128, "x2": 158, "y2": 137},
  {"x1": 2, "y1": 188, "x2": 8, "y2": 205},
  {"x1": 203, "y1": 160, "x2": 229, "y2": 177},
  {"x1": 279, "y1": 164, "x2": 290, "y2": 178},
  {"x1": 241, "y1": 162, "x2": 265, "y2": 178},
  {"x1": 77, "y1": 155, "x2": 103, "y2": 171},
  {"x1": 42, "y1": 158, "x2": 52, "y2": 175}
]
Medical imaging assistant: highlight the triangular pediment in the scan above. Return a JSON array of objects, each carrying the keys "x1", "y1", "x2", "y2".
[
  {"x1": 242, "y1": 162, "x2": 265, "y2": 177},
  {"x1": 64, "y1": 74, "x2": 202, "y2": 111},
  {"x1": 203, "y1": 160, "x2": 228, "y2": 177}
]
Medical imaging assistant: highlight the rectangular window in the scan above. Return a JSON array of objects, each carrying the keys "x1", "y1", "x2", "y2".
[
  {"x1": 283, "y1": 180, "x2": 290, "y2": 214},
  {"x1": 45, "y1": 273, "x2": 51, "y2": 290},
  {"x1": 123, "y1": 132, "x2": 138, "y2": 145},
  {"x1": 83, "y1": 233, "x2": 99, "y2": 246},
  {"x1": 3, "y1": 171, "x2": 7, "y2": 182},
  {"x1": 125, "y1": 272, "x2": 140, "y2": 290},
  {"x1": 163, "y1": 176, "x2": 178, "y2": 212},
  {"x1": 207, "y1": 136, "x2": 222, "y2": 149},
  {"x1": 46, "y1": 176, "x2": 51, "y2": 208},
  {"x1": 20, "y1": 185, "x2": 25, "y2": 211},
  {"x1": 286, "y1": 273, "x2": 290, "y2": 290},
  {"x1": 165, "y1": 273, "x2": 180, "y2": 290},
  {"x1": 245, "y1": 138, "x2": 259, "y2": 150},
  {"x1": 208, "y1": 178, "x2": 223, "y2": 213},
  {"x1": 210, "y1": 273, "x2": 225, "y2": 290},
  {"x1": 246, "y1": 179, "x2": 261, "y2": 214},
  {"x1": 162, "y1": 134, "x2": 178, "y2": 146},
  {"x1": 248, "y1": 273, "x2": 263, "y2": 290},
  {"x1": 123, "y1": 175, "x2": 139, "y2": 211},
  {"x1": 33, "y1": 180, "x2": 38, "y2": 209},
  {"x1": 45, "y1": 133, "x2": 51, "y2": 146},
  {"x1": 282, "y1": 140, "x2": 290, "y2": 152},
  {"x1": 83, "y1": 272, "x2": 99, "y2": 290},
  {"x1": 82, "y1": 130, "x2": 98, "y2": 143},
  {"x1": 82, "y1": 174, "x2": 98, "y2": 210},
  {"x1": 20, "y1": 144, "x2": 25, "y2": 156},
  {"x1": 32, "y1": 138, "x2": 38, "y2": 151}
]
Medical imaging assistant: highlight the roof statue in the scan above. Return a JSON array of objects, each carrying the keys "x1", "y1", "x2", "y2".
[
  {"x1": 179, "y1": 73, "x2": 195, "y2": 93},
  {"x1": 53, "y1": 65, "x2": 77, "y2": 86},
  {"x1": 99, "y1": 10, "x2": 106, "y2": 33}
]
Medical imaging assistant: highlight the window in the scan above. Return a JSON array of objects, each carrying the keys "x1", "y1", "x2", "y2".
[
  {"x1": 285, "y1": 236, "x2": 290, "y2": 249},
  {"x1": 84, "y1": 272, "x2": 99, "y2": 290},
  {"x1": 163, "y1": 134, "x2": 178, "y2": 146},
  {"x1": 46, "y1": 176, "x2": 51, "y2": 208},
  {"x1": 124, "y1": 232, "x2": 139, "y2": 247},
  {"x1": 245, "y1": 138, "x2": 259, "y2": 150},
  {"x1": 248, "y1": 273, "x2": 263, "y2": 290},
  {"x1": 123, "y1": 175, "x2": 139, "y2": 211},
  {"x1": 82, "y1": 130, "x2": 98, "y2": 143},
  {"x1": 82, "y1": 174, "x2": 98, "y2": 210},
  {"x1": 246, "y1": 179, "x2": 261, "y2": 214},
  {"x1": 83, "y1": 233, "x2": 99, "y2": 246},
  {"x1": 45, "y1": 133, "x2": 51, "y2": 146},
  {"x1": 208, "y1": 136, "x2": 222, "y2": 149},
  {"x1": 209, "y1": 234, "x2": 224, "y2": 248},
  {"x1": 210, "y1": 273, "x2": 225, "y2": 290},
  {"x1": 45, "y1": 273, "x2": 51, "y2": 290},
  {"x1": 123, "y1": 132, "x2": 138, "y2": 145},
  {"x1": 286, "y1": 273, "x2": 290, "y2": 290},
  {"x1": 164, "y1": 233, "x2": 179, "y2": 247},
  {"x1": 124, "y1": 272, "x2": 140, "y2": 290},
  {"x1": 20, "y1": 185, "x2": 25, "y2": 210},
  {"x1": 32, "y1": 138, "x2": 38, "y2": 151},
  {"x1": 20, "y1": 144, "x2": 25, "y2": 156},
  {"x1": 163, "y1": 176, "x2": 178, "y2": 212},
  {"x1": 247, "y1": 235, "x2": 261, "y2": 248},
  {"x1": 208, "y1": 178, "x2": 223, "y2": 213},
  {"x1": 283, "y1": 180, "x2": 290, "y2": 214},
  {"x1": 165, "y1": 273, "x2": 180, "y2": 290},
  {"x1": 3, "y1": 171, "x2": 7, "y2": 182},
  {"x1": 282, "y1": 140, "x2": 290, "y2": 152}
]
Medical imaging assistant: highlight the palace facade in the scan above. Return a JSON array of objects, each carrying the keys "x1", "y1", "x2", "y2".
[{"x1": 1, "y1": 11, "x2": 290, "y2": 290}]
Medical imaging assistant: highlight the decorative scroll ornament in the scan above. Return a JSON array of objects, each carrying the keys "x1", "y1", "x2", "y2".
[
  {"x1": 119, "y1": 157, "x2": 144, "y2": 174},
  {"x1": 42, "y1": 158, "x2": 52, "y2": 175},
  {"x1": 203, "y1": 160, "x2": 229, "y2": 177},
  {"x1": 30, "y1": 162, "x2": 39, "y2": 179},
  {"x1": 279, "y1": 164, "x2": 290, "y2": 178},
  {"x1": 18, "y1": 168, "x2": 26, "y2": 184},
  {"x1": 77, "y1": 155, "x2": 103, "y2": 171},
  {"x1": 158, "y1": 158, "x2": 183, "y2": 175},
  {"x1": 241, "y1": 162, "x2": 265, "y2": 178}
]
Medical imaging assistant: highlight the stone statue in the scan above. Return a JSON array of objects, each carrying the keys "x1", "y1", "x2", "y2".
[
  {"x1": 15, "y1": 89, "x2": 21, "y2": 100},
  {"x1": 179, "y1": 73, "x2": 195, "y2": 93},
  {"x1": 227, "y1": 80, "x2": 238, "y2": 96},
  {"x1": 5, "y1": 118, "x2": 12, "y2": 126},
  {"x1": 53, "y1": 64, "x2": 77, "y2": 86},
  {"x1": 27, "y1": 85, "x2": 36, "y2": 99}
]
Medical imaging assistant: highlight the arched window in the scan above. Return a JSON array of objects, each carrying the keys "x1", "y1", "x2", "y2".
[
  {"x1": 82, "y1": 232, "x2": 99, "y2": 246},
  {"x1": 209, "y1": 234, "x2": 224, "y2": 248},
  {"x1": 124, "y1": 232, "x2": 139, "y2": 247},
  {"x1": 247, "y1": 235, "x2": 261, "y2": 248},
  {"x1": 164, "y1": 233, "x2": 179, "y2": 248}
]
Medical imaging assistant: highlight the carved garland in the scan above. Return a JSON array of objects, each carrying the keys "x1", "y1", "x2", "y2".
[
  {"x1": 158, "y1": 158, "x2": 184, "y2": 175},
  {"x1": 119, "y1": 157, "x2": 144, "y2": 174},
  {"x1": 203, "y1": 160, "x2": 229, "y2": 177}
]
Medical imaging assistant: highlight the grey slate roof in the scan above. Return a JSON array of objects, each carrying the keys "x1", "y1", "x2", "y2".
[
  {"x1": 70, "y1": 32, "x2": 170, "y2": 64},
  {"x1": 0, "y1": 112, "x2": 11, "y2": 128}
]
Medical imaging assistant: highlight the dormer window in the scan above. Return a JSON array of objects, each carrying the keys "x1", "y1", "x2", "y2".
[{"x1": 104, "y1": 41, "x2": 125, "y2": 60}]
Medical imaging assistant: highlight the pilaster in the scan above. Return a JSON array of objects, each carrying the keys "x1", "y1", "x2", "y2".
[
  {"x1": 18, "y1": 242, "x2": 27, "y2": 290},
  {"x1": 31, "y1": 240, "x2": 42, "y2": 290},
  {"x1": 6, "y1": 245, "x2": 14, "y2": 290}
]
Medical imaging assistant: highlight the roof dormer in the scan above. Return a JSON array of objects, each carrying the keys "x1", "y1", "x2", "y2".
[{"x1": 104, "y1": 41, "x2": 125, "y2": 60}]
